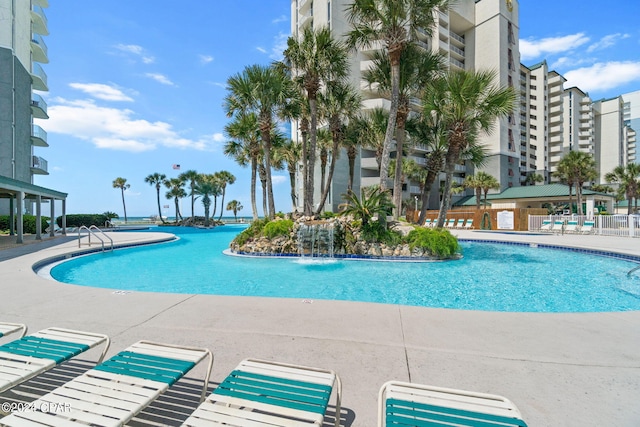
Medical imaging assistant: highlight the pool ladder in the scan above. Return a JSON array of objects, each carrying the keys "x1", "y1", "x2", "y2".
[
  {"x1": 628, "y1": 264, "x2": 640, "y2": 278},
  {"x1": 78, "y1": 225, "x2": 113, "y2": 252}
]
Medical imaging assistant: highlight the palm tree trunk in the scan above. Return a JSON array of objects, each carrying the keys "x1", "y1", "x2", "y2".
[
  {"x1": 259, "y1": 163, "x2": 268, "y2": 219},
  {"x1": 306, "y1": 98, "x2": 318, "y2": 216},
  {"x1": 261, "y1": 128, "x2": 276, "y2": 219},
  {"x1": 288, "y1": 166, "x2": 297, "y2": 212},
  {"x1": 347, "y1": 147, "x2": 356, "y2": 191},
  {"x1": 437, "y1": 141, "x2": 462, "y2": 228},
  {"x1": 121, "y1": 189, "x2": 128, "y2": 223},
  {"x1": 379, "y1": 60, "x2": 400, "y2": 191},
  {"x1": 316, "y1": 140, "x2": 339, "y2": 214},
  {"x1": 155, "y1": 186, "x2": 165, "y2": 224},
  {"x1": 174, "y1": 198, "x2": 179, "y2": 224},
  {"x1": 417, "y1": 170, "x2": 436, "y2": 225},
  {"x1": 191, "y1": 191, "x2": 195, "y2": 221},
  {"x1": 392, "y1": 111, "x2": 408, "y2": 219},
  {"x1": 476, "y1": 188, "x2": 482, "y2": 210},
  {"x1": 576, "y1": 184, "x2": 583, "y2": 215},
  {"x1": 218, "y1": 188, "x2": 226, "y2": 221},
  {"x1": 250, "y1": 157, "x2": 258, "y2": 220}
]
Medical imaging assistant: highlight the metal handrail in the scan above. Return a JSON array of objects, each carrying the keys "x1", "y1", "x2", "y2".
[
  {"x1": 628, "y1": 265, "x2": 640, "y2": 278},
  {"x1": 77, "y1": 225, "x2": 113, "y2": 252}
]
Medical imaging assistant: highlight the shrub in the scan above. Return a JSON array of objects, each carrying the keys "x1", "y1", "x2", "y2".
[
  {"x1": 262, "y1": 219, "x2": 294, "y2": 239},
  {"x1": 57, "y1": 214, "x2": 110, "y2": 228},
  {"x1": 233, "y1": 219, "x2": 266, "y2": 246},
  {"x1": 361, "y1": 220, "x2": 402, "y2": 245},
  {"x1": 405, "y1": 227, "x2": 460, "y2": 258},
  {"x1": 0, "y1": 215, "x2": 50, "y2": 234}
]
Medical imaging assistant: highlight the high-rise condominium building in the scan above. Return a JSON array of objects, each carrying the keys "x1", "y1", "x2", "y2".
[
  {"x1": 0, "y1": 0, "x2": 67, "y2": 241},
  {"x1": 290, "y1": 0, "x2": 519, "y2": 212}
]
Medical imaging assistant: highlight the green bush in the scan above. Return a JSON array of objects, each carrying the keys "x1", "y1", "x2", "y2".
[
  {"x1": 57, "y1": 214, "x2": 110, "y2": 228},
  {"x1": 262, "y1": 219, "x2": 294, "y2": 239},
  {"x1": 233, "y1": 219, "x2": 267, "y2": 246},
  {"x1": 405, "y1": 227, "x2": 460, "y2": 258},
  {"x1": 0, "y1": 215, "x2": 50, "y2": 234},
  {"x1": 361, "y1": 220, "x2": 402, "y2": 245}
]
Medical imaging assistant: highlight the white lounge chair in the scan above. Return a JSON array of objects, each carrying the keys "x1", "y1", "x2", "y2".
[
  {"x1": 455, "y1": 219, "x2": 466, "y2": 229},
  {"x1": 182, "y1": 358, "x2": 341, "y2": 427},
  {"x1": 581, "y1": 220, "x2": 595, "y2": 234},
  {"x1": 0, "y1": 340, "x2": 213, "y2": 427},
  {"x1": 423, "y1": 218, "x2": 432, "y2": 228},
  {"x1": 463, "y1": 218, "x2": 474, "y2": 229},
  {"x1": 0, "y1": 322, "x2": 26, "y2": 340},
  {"x1": 565, "y1": 220, "x2": 579, "y2": 233},
  {"x1": 378, "y1": 381, "x2": 528, "y2": 427},
  {"x1": 446, "y1": 218, "x2": 456, "y2": 228},
  {"x1": 551, "y1": 220, "x2": 565, "y2": 233},
  {"x1": 539, "y1": 220, "x2": 552, "y2": 231},
  {"x1": 0, "y1": 327, "x2": 109, "y2": 394}
]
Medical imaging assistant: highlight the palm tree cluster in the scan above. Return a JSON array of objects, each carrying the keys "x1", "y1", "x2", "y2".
[
  {"x1": 605, "y1": 163, "x2": 640, "y2": 214},
  {"x1": 220, "y1": 1, "x2": 518, "y2": 227}
]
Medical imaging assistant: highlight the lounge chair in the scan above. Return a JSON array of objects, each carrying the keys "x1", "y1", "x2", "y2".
[
  {"x1": 0, "y1": 322, "x2": 26, "y2": 340},
  {"x1": 182, "y1": 358, "x2": 342, "y2": 427},
  {"x1": 463, "y1": 218, "x2": 474, "y2": 229},
  {"x1": 565, "y1": 220, "x2": 579, "y2": 233},
  {"x1": 378, "y1": 381, "x2": 528, "y2": 427},
  {"x1": 455, "y1": 219, "x2": 466, "y2": 229},
  {"x1": 0, "y1": 327, "x2": 109, "y2": 394},
  {"x1": 539, "y1": 220, "x2": 552, "y2": 232},
  {"x1": 581, "y1": 220, "x2": 595, "y2": 234},
  {"x1": 551, "y1": 220, "x2": 565, "y2": 233},
  {"x1": 0, "y1": 340, "x2": 213, "y2": 427},
  {"x1": 423, "y1": 219, "x2": 432, "y2": 227},
  {"x1": 446, "y1": 219, "x2": 456, "y2": 228}
]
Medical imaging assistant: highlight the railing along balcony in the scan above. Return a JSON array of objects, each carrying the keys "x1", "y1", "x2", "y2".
[
  {"x1": 31, "y1": 62, "x2": 48, "y2": 91},
  {"x1": 31, "y1": 94, "x2": 49, "y2": 119},
  {"x1": 31, "y1": 33, "x2": 49, "y2": 63},
  {"x1": 31, "y1": 155, "x2": 48, "y2": 174},
  {"x1": 31, "y1": 125, "x2": 48, "y2": 147},
  {"x1": 31, "y1": 5, "x2": 49, "y2": 35}
]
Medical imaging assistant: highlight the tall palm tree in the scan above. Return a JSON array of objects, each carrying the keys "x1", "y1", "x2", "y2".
[
  {"x1": 606, "y1": 163, "x2": 640, "y2": 215},
  {"x1": 346, "y1": 0, "x2": 450, "y2": 192},
  {"x1": 423, "y1": 70, "x2": 516, "y2": 228},
  {"x1": 224, "y1": 64, "x2": 296, "y2": 219},
  {"x1": 363, "y1": 44, "x2": 445, "y2": 218},
  {"x1": 282, "y1": 25, "x2": 349, "y2": 216},
  {"x1": 361, "y1": 107, "x2": 390, "y2": 172},
  {"x1": 178, "y1": 169, "x2": 199, "y2": 222},
  {"x1": 144, "y1": 173, "x2": 167, "y2": 224},
  {"x1": 226, "y1": 200, "x2": 243, "y2": 222},
  {"x1": 224, "y1": 112, "x2": 261, "y2": 220},
  {"x1": 215, "y1": 171, "x2": 236, "y2": 221},
  {"x1": 479, "y1": 172, "x2": 500, "y2": 209},
  {"x1": 523, "y1": 173, "x2": 544, "y2": 186},
  {"x1": 553, "y1": 160, "x2": 575, "y2": 213},
  {"x1": 273, "y1": 138, "x2": 302, "y2": 212},
  {"x1": 164, "y1": 177, "x2": 186, "y2": 223},
  {"x1": 193, "y1": 174, "x2": 218, "y2": 227},
  {"x1": 555, "y1": 151, "x2": 597, "y2": 215},
  {"x1": 463, "y1": 174, "x2": 483, "y2": 210},
  {"x1": 112, "y1": 177, "x2": 130, "y2": 223}
]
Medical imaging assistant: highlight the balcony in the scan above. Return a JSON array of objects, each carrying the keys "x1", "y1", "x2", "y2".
[
  {"x1": 298, "y1": 12, "x2": 313, "y2": 28},
  {"x1": 360, "y1": 157, "x2": 379, "y2": 170},
  {"x1": 31, "y1": 94, "x2": 49, "y2": 119},
  {"x1": 298, "y1": 0, "x2": 311, "y2": 13},
  {"x1": 31, "y1": 34, "x2": 49, "y2": 63},
  {"x1": 31, "y1": 156, "x2": 48, "y2": 175},
  {"x1": 31, "y1": 5, "x2": 49, "y2": 35},
  {"x1": 31, "y1": 63, "x2": 48, "y2": 91},
  {"x1": 31, "y1": 125, "x2": 48, "y2": 147},
  {"x1": 449, "y1": 57, "x2": 464, "y2": 70},
  {"x1": 33, "y1": 0, "x2": 48, "y2": 7}
]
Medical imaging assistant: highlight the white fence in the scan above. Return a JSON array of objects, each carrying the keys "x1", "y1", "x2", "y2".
[{"x1": 529, "y1": 215, "x2": 640, "y2": 238}]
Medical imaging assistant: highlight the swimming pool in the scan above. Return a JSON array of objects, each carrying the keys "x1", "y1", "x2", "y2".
[{"x1": 48, "y1": 226, "x2": 640, "y2": 312}]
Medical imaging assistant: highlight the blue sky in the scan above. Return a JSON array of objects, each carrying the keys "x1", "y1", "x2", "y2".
[{"x1": 33, "y1": 1, "x2": 640, "y2": 218}]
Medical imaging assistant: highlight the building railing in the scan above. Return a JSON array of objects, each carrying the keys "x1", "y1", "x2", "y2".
[
  {"x1": 32, "y1": 124, "x2": 48, "y2": 145},
  {"x1": 31, "y1": 33, "x2": 48, "y2": 57},
  {"x1": 529, "y1": 215, "x2": 640, "y2": 238},
  {"x1": 32, "y1": 155, "x2": 48, "y2": 173}
]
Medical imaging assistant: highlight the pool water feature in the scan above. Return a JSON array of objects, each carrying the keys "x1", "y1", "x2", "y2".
[{"x1": 48, "y1": 226, "x2": 640, "y2": 313}]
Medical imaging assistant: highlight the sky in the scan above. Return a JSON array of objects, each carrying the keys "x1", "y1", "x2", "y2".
[{"x1": 33, "y1": 1, "x2": 640, "y2": 218}]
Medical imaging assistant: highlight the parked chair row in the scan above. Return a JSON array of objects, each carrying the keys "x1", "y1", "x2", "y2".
[
  {"x1": 0, "y1": 322, "x2": 527, "y2": 426},
  {"x1": 424, "y1": 218, "x2": 474, "y2": 229},
  {"x1": 538, "y1": 219, "x2": 595, "y2": 234}
]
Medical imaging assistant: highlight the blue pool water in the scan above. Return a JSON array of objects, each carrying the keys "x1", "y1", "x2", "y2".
[{"x1": 49, "y1": 226, "x2": 640, "y2": 312}]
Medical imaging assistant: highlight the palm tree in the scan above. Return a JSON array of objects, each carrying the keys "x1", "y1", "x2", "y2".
[
  {"x1": 224, "y1": 64, "x2": 297, "y2": 219},
  {"x1": 360, "y1": 107, "x2": 389, "y2": 172},
  {"x1": 144, "y1": 173, "x2": 167, "y2": 224},
  {"x1": 178, "y1": 169, "x2": 199, "y2": 222},
  {"x1": 479, "y1": 172, "x2": 500, "y2": 209},
  {"x1": 553, "y1": 160, "x2": 575, "y2": 213},
  {"x1": 555, "y1": 151, "x2": 597, "y2": 215},
  {"x1": 363, "y1": 44, "x2": 445, "y2": 218},
  {"x1": 224, "y1": 112, "x2": 261, "y2": 220},
  {"x1": 523, "y1": 173, "x2": 544, "y2": 186},
  {"x1": 423, "y1": 70, "x2": 516, "y2": 228},
  {"x1": 316, "y1": 128, "x2": 333, "y2": 202},
  {"x1": 463, "y1": 174, "x2": 483, "y2": 210},
  {"x1": 282, "y1": 25, "x2": 349, "y2": 216},
  {"x1": 346, "y1": 0, "x2": 450, "y2": 192},
  {"x1": 193, "y1": 174, "x2": 218, "y2": 227},
  {"x1": 316, "y1": 80, "x2": 362, "y2": 214},
  {"x1": 226, "y1": 200, "x2": 243, "y2": 222},
  {"x1": 112, "y1": 177, "x2": 130, "y2": 223},
  {"x1": 164, "y1": 177, "x2": 186, "y2": 223},
  {"x1": 273, "y1": 139, "x2": 302, "y2": 212},
  {"x1": 215, "y1": 171, "x2": 236, "y2": 221},
  {"x1": 606, "y1": 163, "x2": 640, "y2": 215},
  {"x1": 338, "y1": 186, "x2": 394, "y2": 228}
]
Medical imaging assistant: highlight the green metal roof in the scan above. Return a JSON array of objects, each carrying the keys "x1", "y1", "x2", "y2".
[
  {"x1": 454, "y1": 184, "x2": 613, "y2": 206},
  {"x1": 0, "y1": 175, "x2": 67, "y2": 199}
]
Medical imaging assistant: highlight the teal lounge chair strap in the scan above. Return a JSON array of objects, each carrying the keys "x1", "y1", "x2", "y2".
[
  {"x1": 385, "y1": 398, "x2": 528, "y2": 427},
  {"x1": 0, "y1": 336, "x2": 89, "y2": 364},
  {"x1": 94, "y1": 351, "x2": 195, "y2": 385},
  {"x1": 214, "y1": 369, "x2": 332, "y2": 415}
]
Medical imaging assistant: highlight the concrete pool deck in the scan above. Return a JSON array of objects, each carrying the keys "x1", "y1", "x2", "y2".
[{"x1": 0, "y1": 229, "x2": 639, "y2": 426}]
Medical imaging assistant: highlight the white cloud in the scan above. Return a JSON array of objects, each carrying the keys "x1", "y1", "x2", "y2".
[
  {"x1": 212, "y1": 133, "x2": 225, "y2": 142},
  {"x1": 145, "y1": 73, "x2": 175, "y2": 86},
  {"x1": 271, "y1": 175, "x2": 286, "y2": 185},
  {"x1": 69, "y1": 83, "x2": 134, "y2": 102},
  {"x1": 41, "y1": 98, "x2": 217, "y2": 153},
  {"x1": 564, "y1": 61, "x2": 640, "y2": 93},
  {"x1": 256, "y1": 46, "x2": 267, "y2": 54},
  {"x1": 520, "y1": 33, "x2": 590, "y2": 61},
  {"x1": 272, "y1": 15, "x2": 288, "y2": 24},
  {"x1": 199, "y1": 54, "x2": 214, "y2": 64},
  {"x1": 587, "y1": 33, "x2": 630, "y2": 53},
  {"x1": 208, "y1": 81, "x2": 226, "y2": 89},
  {"x1": 269, "y1": 32, "x2": 289, "y2": 61},
  {"x1": 114, "y1": 43, "x2": 155, "y2": 64}
]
